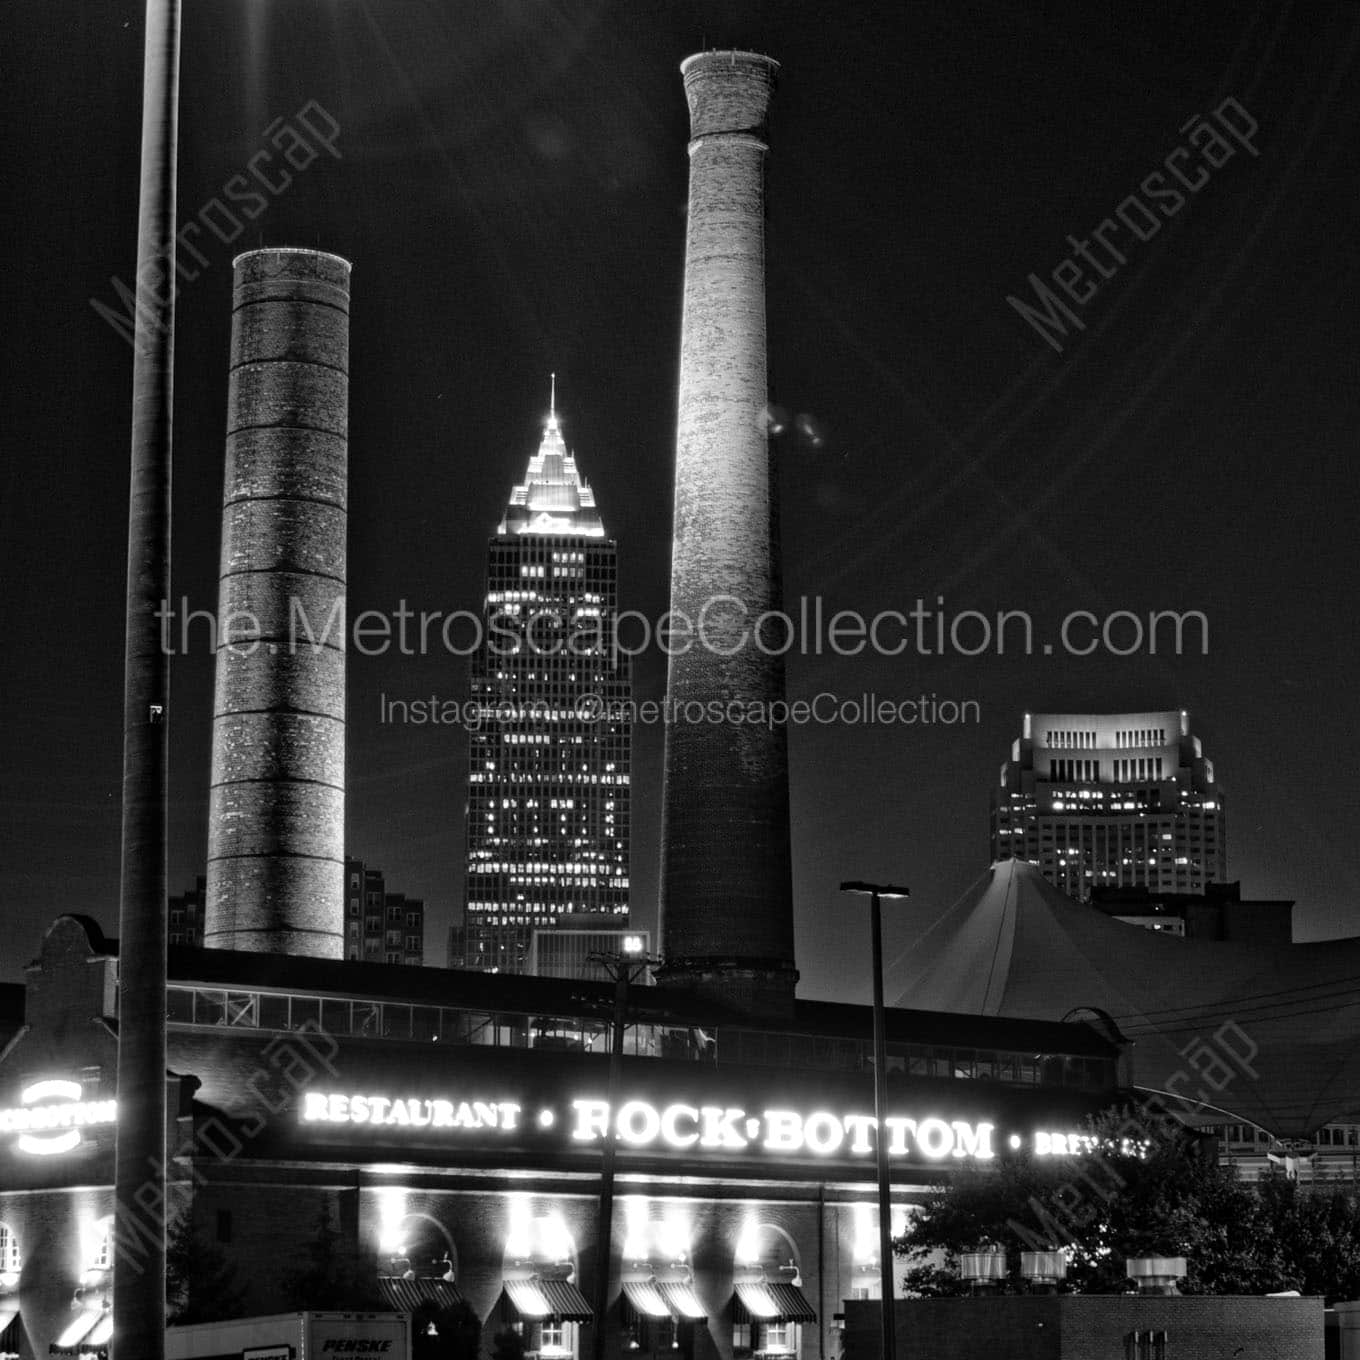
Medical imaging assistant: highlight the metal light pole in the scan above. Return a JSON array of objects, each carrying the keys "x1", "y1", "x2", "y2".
[
  {"x1": 840, "y1": 881, "x2": 910, "y2": 1360},
  {"x1": 114, "y1": 3, "x2": 180, "y2": 1357},
  {"x1": 588, "y1": 949, "x2": 656, "y2": 1360}
]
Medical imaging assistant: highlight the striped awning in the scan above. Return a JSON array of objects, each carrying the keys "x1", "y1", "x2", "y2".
[
  {"x1": 503, "y1": 1278, "x2": 593, "y2": 1322},
  {"x1": 734, "y1": 1282, "x2": 816, "y2": 1324},
  {"x1": 621, "y1": 1280, "x2": 671, "y2": 1319},
  {"x1": 379, "y1": 1277, "x2": 464, "y2": 1311},
  {"x1": 48, "y1": 1309, "x2": 106, "y2": 1356},
  {"x1": 81, "y1": 1315, "x2": 113, "y2": 1350},
  {"x1": 657, "y1": 1281, "x2": 707, "y2": 1320},
  {"x1": 0, "y1": 1305, "x2": 20, "y2": 1360}
]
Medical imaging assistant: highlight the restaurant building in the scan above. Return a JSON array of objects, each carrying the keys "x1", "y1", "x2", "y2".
[{"x1": 0, "y1": 916, "x2": 1123, "y2": 1360}]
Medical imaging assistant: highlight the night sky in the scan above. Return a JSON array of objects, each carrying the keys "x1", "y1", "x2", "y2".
[{"x1": 3, "y1": 2, "x2": 1359, "y2": 999}]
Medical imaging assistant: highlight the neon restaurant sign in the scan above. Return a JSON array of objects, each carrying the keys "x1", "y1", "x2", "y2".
[
  {"x1": 0, "y1": 1080, "x2": 117, "y2": 1156},
  {"x1": 300, "y1": 1093, "x2": 1099, "y2": 1164}
]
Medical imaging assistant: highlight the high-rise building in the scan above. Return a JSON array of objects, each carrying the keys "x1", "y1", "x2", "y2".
[
  {"x1": 990, "y1": 710, "x2": 1225, "y2": 900},
  {"x1": 175, "y1": 860, "x2": 424, "y2": 965},
  {"x1": 345, "y1": 859, "x2": 425, "y2": 966},
  {"x1": 460, "y1": 395, "x2": 631, "y2": 973},
  {"x1": 168, "y1": 877, "x2": 206, "y2": 947}
]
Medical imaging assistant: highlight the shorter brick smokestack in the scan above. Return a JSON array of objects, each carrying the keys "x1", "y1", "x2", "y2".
[{"x1": 203, "y1": 248, "x2": 350, "y2": 958}]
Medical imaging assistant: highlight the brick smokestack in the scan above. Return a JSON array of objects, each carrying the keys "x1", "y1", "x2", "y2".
[
  {"x1": 204, "y1": 248, "x2": 350, "y2": 957},
  {"x1": 658, "y1": 52, "x2": 797, "y2": 1015}
]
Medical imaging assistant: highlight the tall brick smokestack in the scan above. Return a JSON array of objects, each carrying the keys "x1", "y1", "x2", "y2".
[
  {"x1": 658, "y1": 52, "x2": 797, "y2": 1015},
  {"x1": 204, "y1": 248, "x2": 350, "y2": 957}
]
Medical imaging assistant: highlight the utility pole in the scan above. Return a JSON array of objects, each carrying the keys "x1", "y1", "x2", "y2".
[
  {"x1": 589, "y1": 948, "x2": 657, "y2": 1360},
  {"x1": 840, "y1": 881, "x2": 910, "y2": 1360},
  {"x1": 115, "y1": 5, "x2": 180, "y2": 1358}
]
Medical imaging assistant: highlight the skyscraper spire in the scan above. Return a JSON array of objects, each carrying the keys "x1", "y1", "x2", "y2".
[{"x1": 499, "y1": 391, "x2": 604, "y2": 537}]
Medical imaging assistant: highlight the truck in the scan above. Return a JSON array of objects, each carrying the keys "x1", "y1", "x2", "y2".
[{"x1": 166, "y1": 1311, "x2": 412, "y2": 1360}]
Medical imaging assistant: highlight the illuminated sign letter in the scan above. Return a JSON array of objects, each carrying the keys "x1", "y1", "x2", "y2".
[
  {"x1": 883, "y1": 1117, "x2": 916, "y2": 1156},
  {"x1": 803, "y1": 1112, "x2": 844, "y2": 1156},
  {"x1": 572, "y1": 1099, "x2": 610, "y2": 1142},
  {"x1": 303, "y1": 1092, "x2": 328, "y2": 1122},
  {"x1": 916, "y1": 1117, "x2": 954, "y2": 1160},
  {"x1": 617, "y1": 1101, "x2": 662, "y2": 1146},
  {"x1": 700, "y1": 1107, "x2": 748, "y2": 1151},
  {"x1": 660, "y1": 1104, "x2": 700, "y2": 1150},
  {"x1": 763, "y1": 1110, "x2": 803, "y2": 1152},
  {"x1": 843, "y1": 1114, "x2": 876, "y2": 1155},
  {"x1": 951, "y1": 1122, "x2": 995, "y2": 1161}
]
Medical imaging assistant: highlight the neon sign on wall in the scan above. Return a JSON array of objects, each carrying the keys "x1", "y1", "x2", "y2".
[
  {"x1": 299, "y1": 1092, "x2": 1019, "y2": 1163},
  {"x1": 0, "y1": 1080, "x2": 117, "y2": 1156}
]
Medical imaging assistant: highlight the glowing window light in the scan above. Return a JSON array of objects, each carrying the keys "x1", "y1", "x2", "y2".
[
  {"x1": 734, "y1": 1221, "x2": 763, "y2": 1268},
  {"x1": 851, "y1": 1204, "x2": 876, "y2": 1265},
  {"x1": 376, "y1": 1188, "x2": 408, "y2": 1255},
  {"x1": 621, "y1": 1197, "x2": 650, "y2": 1261},
  {"x1": 655, "y1": 1215, "x2": 690, "y2": 1264},
  {"x1": 538, "y1": 1213, "x2": 573, "y2": 1263},
  {"x1": 506, "y1": 1197, "x2": 535, "y2": 1261}
]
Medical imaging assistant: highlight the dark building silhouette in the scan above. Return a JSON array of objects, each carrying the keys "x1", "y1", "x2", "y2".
[
  {"x1": 345, "y1": 859, "x2": 425, "y2": 966},
  {"x1": 1090, "y1": 881, "x2": 1292, "y2": 946},
  {"x1": 168, "y1": 876, "x2": 206, "y2": 947},
  {"x1": 175, "y1": 860, "x2": 425, "y2": 966}
]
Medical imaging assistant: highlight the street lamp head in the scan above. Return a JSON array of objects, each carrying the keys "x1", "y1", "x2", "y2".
[{"x1": 839, "y1": 880, "x2": 911, "y2": 899}]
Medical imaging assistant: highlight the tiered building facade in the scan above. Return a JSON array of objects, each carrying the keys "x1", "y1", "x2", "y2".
[{"x1": 990, "y1": 710, "x2": 1225, "y2": 900}]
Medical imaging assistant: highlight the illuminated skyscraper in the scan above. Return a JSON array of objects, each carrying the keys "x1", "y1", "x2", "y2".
[
  {"x1": 990, "y1": 709, "x2": 1226, "y2": 900},
  {"x1": 459, "y1": 393, "x2": 631, "y2": 972}
]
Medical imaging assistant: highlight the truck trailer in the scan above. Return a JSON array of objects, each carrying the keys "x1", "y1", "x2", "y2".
[{"x1": 166, "y1": 1310, "x2": 412, "y2": 1360}]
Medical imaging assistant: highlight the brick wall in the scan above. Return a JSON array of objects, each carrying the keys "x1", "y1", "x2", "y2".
[
  {"x1": 842, "y1": 1295, "x2": 1324, "y2": 1360},
  {"x1": 659, "y1": 50, "x2": 796, "y2": 1004}
]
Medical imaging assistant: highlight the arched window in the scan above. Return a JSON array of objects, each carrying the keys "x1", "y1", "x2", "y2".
[
  {"x1": 91, "y1": 1216, "x2": 113, "y2": 1272},
  {"x1": 380, "y1": 1213, "x2": 457, "y2": 1281},
  {"x1": 0, "y1": 1221, "x2": 19, "y2": 1277},
  {"x1": 732, "y1": 1224, "x2": 815, "y2": 1358},
  {"x1": 498, "y1": 1205, "x2": 589, "y2": 1360}
]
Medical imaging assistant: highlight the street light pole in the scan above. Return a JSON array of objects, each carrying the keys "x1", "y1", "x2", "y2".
[
  {"x1": 589, "y1": 949, "x2": 657, "y2": 1360},
  {"x1": 841, "y1": 881, "x2": 910, "y2": 1360},
  {"x1": 115, "y1": 3, "x2": 180, "y2": 1358}
]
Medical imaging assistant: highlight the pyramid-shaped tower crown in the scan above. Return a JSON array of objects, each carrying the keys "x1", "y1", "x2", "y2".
[{"x1": 499, "y1": 385, "x2": 605, "y2": 537}]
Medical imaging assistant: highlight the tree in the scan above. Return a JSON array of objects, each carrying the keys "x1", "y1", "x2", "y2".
[
  {"x1": 412, "y1": 1299, "x2": 482, "y2": 1360},
  {"x1": 165, "y1": 1213, "x2": 248, "y2": 1324},
  {"x1": 1253, "y1": 1172, "x2": 1360, "y2": 1303},
  {"x1": 491, "y1": 1326, "x2": 528, "y2": 1360},
  {"x1": 283, "y1": 1203, "x2": 383, "y2": 1309},
  {"x1": 896, "y1": 1106, "x2": 1282, "y2": 1296}
]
